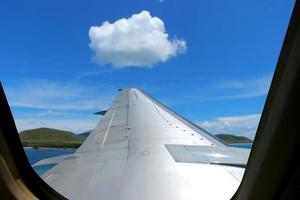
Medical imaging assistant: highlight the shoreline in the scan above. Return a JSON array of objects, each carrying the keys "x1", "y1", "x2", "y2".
[{"x1": 23, "y1": 147, "x2": 78, "y2": 150}]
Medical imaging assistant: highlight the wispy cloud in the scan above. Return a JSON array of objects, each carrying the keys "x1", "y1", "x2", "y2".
[
  {"x1": 160, "y1": 75, "x2": 272, "y2": 105},
  {"x1": 4, "y1": 80, "x2": 112, "y2": 132},
  {"x1": 213, "y1": 75, "x2": 271, "y2": 100},
  {"x1": 5, "y1": 80, "x2": 114, "y2": 110},
  {"x1": 33, "y1": 110, "x2": 74, "y2": 117},
  {"x1": 198, "y1": 114, "x2": 261, "y2": 139},
  {"x1": 15, "y1": 116, "x2": 100, "y2": 133},
  {"x1": 89, "y1": 10, "x2": 186, "y2": 68},
  {"x1": 74, "y1": 68, "x2": 112, "y2": 78}
]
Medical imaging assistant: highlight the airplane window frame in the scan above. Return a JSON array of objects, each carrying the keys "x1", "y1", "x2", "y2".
[
  {"x1": 0, "y1": 1, "x2": 299, "y2": 199},
  {"x1": 233, "y1": 1, "x2": 300, "y2": 199}
]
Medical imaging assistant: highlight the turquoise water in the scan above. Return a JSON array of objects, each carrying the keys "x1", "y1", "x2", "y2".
[
  {"x1": 24, "y1": 148, "x2": 76, "y2": 175},
  {"x1": 229, "y1": 143, "x2": 252, "y2": 148}
]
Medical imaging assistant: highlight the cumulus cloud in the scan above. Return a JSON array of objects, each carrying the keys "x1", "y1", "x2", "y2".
[
  {"x1": 89, "y1": 10, "x2": 186, "y2": 68},
  {"x1": 198, "y1": 114, "x2": 261, "y2": 140}
]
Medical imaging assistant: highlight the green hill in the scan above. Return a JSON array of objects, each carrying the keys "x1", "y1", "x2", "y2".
[
  {"x1": 215, "y1": 134, "x2": 252, "y2": 144},
  {"x1": 19, "y1": 128, "x2": 84, "y2": 148}
]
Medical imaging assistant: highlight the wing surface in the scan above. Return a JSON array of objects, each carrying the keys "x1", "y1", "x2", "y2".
[{"x1": 39, "y1": 89, "x2": 249, "y2": 200}]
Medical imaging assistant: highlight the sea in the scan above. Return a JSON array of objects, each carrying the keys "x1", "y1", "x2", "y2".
[
  {"x1": 25, "y1": 143, "x2": 252, "y2": 176},
  {"x1": 25, "y1": 148, "x2": 76, "y2": 176}
]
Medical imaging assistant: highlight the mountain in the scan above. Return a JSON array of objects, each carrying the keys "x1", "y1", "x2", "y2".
[
  {"x1": 19, "y1": 127, "x2": 83, "y2": 148},
  {"x1": 76, "y1": 130, "x2": 92, "y2": 140},
  {"x1": 215, "y1": 134, "x2": 252, "y2": 144}
]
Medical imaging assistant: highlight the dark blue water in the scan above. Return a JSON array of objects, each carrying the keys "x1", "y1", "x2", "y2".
[{"x1": 24, "y1": 148, "x2": 76, "y2": 175}]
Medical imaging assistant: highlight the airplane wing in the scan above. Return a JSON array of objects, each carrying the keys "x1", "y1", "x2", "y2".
[{"x1": 36, "y1": 89, "x2": 250, "y2": 200}]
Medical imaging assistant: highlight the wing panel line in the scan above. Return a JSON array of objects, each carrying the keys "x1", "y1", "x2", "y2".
[{"x1": 100, "y1": 109, "x2": 117, "y2": 150}]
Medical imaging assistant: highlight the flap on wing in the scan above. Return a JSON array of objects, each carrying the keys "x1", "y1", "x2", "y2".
[
  {"x1": 165, "y1": 144, "x2": 250, "y2": 167},
  {"x1": 94, "y1": 110, "x2": 107, "y2": 115}
]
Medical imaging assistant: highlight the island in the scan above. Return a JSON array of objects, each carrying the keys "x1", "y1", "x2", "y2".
[
  {"x1": 19, "y1": 128, "x2": 252, "y2": 148},
  {"x1": 19, "y1": 128, "x2": 83, "y2": 148},
  {"x1": 215, "y1": 134, "x2": 253, "y2": 144}
]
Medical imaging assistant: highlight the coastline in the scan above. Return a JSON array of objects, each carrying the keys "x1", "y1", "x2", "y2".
[{"x1": 23, "y1": 147, "x2": 78, "y2": 150}]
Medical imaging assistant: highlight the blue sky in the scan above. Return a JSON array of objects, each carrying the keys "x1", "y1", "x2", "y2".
[{"x1": 0, "y1": 0, "x2": 295, "y2": 138}]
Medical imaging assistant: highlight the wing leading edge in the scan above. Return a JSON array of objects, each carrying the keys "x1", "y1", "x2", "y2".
[{"x1": 38, "y1": 89, "x2": 249, "y2": 200}]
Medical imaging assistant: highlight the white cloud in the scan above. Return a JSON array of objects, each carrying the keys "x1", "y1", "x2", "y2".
[
  {"x1": 89, "y1": 10, "x2": 186, "y2": 68},
  {"x1": 198, "y1": 114, "x2": 261, "y2": 140}
]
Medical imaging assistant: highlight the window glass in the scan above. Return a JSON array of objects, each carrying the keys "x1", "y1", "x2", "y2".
[{"x1": 0, "y1": 0, "x2": 295, "y2": 198}]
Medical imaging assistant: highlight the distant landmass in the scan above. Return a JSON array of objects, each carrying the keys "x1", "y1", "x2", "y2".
[
  {"x1": 77, "y1": 132, "x2": 252, "y2": 144},
  {"x1": 76, "y1": 130, "x2": 92, "y2": 140},
  {"x1": 19, "y1": 128, "x2": 252, "y2": 148},
  {"x1": 215, "y1": 134, "x2": 252, "y2": 144},
  {"x1": 19, "y1": 128, "x2": 83, "y2": 148}
]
